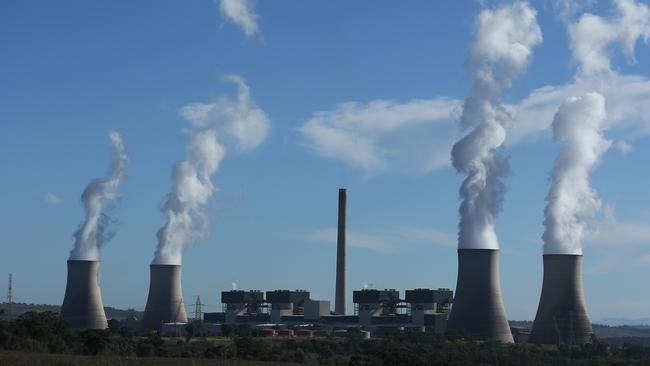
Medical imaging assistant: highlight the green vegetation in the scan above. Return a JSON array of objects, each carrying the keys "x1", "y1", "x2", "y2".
[{"x1": 3, "y1": 311, "x2": 650, "y2": 365}]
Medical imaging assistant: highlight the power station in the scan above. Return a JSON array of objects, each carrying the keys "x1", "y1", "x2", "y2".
[
  {"x1": 140, "y1": 264, "x2": 188, "y2": 333},
  {"x1": 203, "y1": 287, "x2": 453, "y2": 335},
  {"x1": 529, "y1": 255, "x2": 593, "y2": 344},
  {"x1": 53, "y1": 188, "x2": 598, "y2": 343},
  {"x1": 446, "y1": 249, "x2": 513, "y2": 342},
  {"x1": 60, "y1": 260, "x2": 108, "y2": 329}
]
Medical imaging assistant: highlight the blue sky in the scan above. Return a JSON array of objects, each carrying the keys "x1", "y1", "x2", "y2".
[{"x1": 2, "y1": 0, "x2": 650, "y2": 321}]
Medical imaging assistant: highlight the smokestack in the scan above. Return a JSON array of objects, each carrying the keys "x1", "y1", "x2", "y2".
[
  {"x1": 446, "y1": 249, "x2": 513, "y2": 342},
  {"x1": 60, "y1": 260, "x2": 108, "y2": 330},
  {"x1": 530, "y1": 255, "x2": 593, "y2": 344},
  {"x1": 141, "y1": 264, "x2": 188, "y2": 333},
  {"x1": 335, "y1": 188, "x2": 347, "y2": 315}
]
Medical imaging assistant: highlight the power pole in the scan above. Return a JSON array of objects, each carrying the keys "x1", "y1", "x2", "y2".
[
  {"x1": 6, "y1": 274, "x2": 13, "y2": 319},
  {"x1": 194, "y1": 296, "x2": 202, "y2": 321}
]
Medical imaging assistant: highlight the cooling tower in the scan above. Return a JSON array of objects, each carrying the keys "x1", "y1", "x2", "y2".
[
  {"x1": 446, "y1": 249, "x2": 513, "y2": 342},
  {"x1": 335, "y1": 188, "x2": 347, "y2": 315},
  {"x1": 529, "y1": 255, "x2": 593, "y2": 344},
  {"x1": 60, "y1": 260, "x2": 108, "y2": 330},
  {"x1": 140, "y1": 264, "x2": 188, "y2": 333}
]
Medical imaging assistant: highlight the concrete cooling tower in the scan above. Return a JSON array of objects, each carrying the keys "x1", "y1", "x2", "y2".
[
  {"x1": 60, "y1": 260, "x2": 108, "y2": 330},
  {"x1": 141, "y1": 264, "x2": 188, "y2": 333},
  {"x1": 446, "y1": 249, "x2": 513, "y2": 342},
  {"x1": 529, "y1": 255, "x2": 593, "y2": 344}
]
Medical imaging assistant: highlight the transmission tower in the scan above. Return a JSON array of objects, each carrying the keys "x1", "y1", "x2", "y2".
[
  {"x1": 194, "y1": 296, "x2": 203, "y2": 321},
  {"x1": 6, "y1": 274, "x2": 13, "y2": 319}
]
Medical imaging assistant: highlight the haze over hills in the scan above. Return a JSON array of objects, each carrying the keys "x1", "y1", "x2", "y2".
[{"x1": 0, "y1": 302, "x2": 142, "y2": 321}]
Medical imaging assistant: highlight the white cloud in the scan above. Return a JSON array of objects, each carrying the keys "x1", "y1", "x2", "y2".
[
  {"x1": 218, "y1": 0, "x2": 259, "y2": 37},
  {"x1": 507, "y1": 73, "x2": 650, "y2": 144},
  {"x1": 298, "y1": 1, "x2": 650, "y2": 175},
  {"x1": 179, "y1": 75, "x2": 270, "y2": 152},
  {"x1": 586, "y1": 211, "x2": 650, "y2": 248},
  {"x1": 44, "y1": 192, "x2": 63, "y2": 204},
  {"x1": 569, "y1": 0, "x2": 650, "y2": 76},
  {"x1": 304, "y1": 227, "x2": 455, "y2": 254},
  {"x1": 299, "y1": 73, "x2": 650, "y2": 174},
  {"x1": 583, "y1": 208, "x2": 650, "y2": 274},
  {"x1": 549, "y1": 0, "x2": 596, "y2": 22},
  {"x1": 615, "y1": 139, "x2": 634, "y2": 154},
  {"x1": 298, "y1": 98, "x2": 462, "y2": 173}
]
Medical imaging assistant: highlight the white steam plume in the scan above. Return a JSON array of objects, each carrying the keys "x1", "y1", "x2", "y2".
[
  {"x1": 69, "y1": 131, "x2": 129, "y2": 261},
  {"x1": 569, "y1": 0, "x2": 650, "y2": 77},
  {"x1": 539, "y1": 0, "x2": 644, "y2": 255},
  {"x1": 218, "y1": 0, "x2": 259, "y2": 38},
  {"x1": 153, "y1": 75, "x2": 269, "y2": 265},
  {"x1": 543, "y1": 93, "x2": 611, "y2": 255},
  {"x1": 451, "y1": 2, "x2": 542, "y2": 250}
]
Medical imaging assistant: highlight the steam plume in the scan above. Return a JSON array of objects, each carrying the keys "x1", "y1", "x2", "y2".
[
  {"x1": 152, "y1": 75, "x2": 269, "y2": 265},
  {"x1": 543, "y1": 93, "x2": 611, "y2": 255},
  {"x1": 540, "y1": 0, "x2": 648, "y2": 254},
  {"x1": 69, "y1": 131, "x2": 129, "y2": 261},
  {"x1": 451, "y1": 2, "x2": 542, "y2": 249}
]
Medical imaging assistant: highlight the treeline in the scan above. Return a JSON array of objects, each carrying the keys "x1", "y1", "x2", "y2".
[{"x1": 3, "y1": 311, "x2": 650, "y2": 365}]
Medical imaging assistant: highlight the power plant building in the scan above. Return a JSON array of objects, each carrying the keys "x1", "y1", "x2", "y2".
[{"x1": 204, "y1": 287, "x2": 452, "y2": 335}]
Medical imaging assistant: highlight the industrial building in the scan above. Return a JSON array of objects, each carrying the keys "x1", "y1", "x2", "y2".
[
  {"x1": 56, "y1": 188, "x2": 597, "y2": 345},
  {"x1": 203, "y1": 287, "x2": 453, "y2": 335}
]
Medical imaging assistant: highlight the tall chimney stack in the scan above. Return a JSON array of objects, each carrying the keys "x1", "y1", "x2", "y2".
[
  {"x1": 141, "y1": 264, "x2": 188, "y2": 333},
  {"x1": 60, "y1": 260, "x2": 108, "y2": 330},
  {"x1": 335, "y1": 188, "x2": 347, "y2": 315},
  {"x1": 446, "y1": 249, "x2": 513, "y2": 342},
  {"x1": 529, "y1": 255, "x2": 593, "y2": 344}
]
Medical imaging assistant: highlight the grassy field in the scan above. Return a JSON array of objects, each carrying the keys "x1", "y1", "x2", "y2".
[{"x1": 0, "y1": 351, "x2": 300, "y2": 366}]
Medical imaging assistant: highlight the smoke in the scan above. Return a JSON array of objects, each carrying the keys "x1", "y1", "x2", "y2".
[
  {"x1": 543, "y1": 93, "x2": 611, "y2": 255},
  {"x1": 451, "y1": 2, "x2": 542, "y2": 249},
  {"x1": 152, "y1": 75, "x2": 270, "y2": 265},
  {"x1": 218, "y1": 0, "x2": 259, "y2": 38},
  {"x1": 569, "y1": 0, "x2": 650, "y2": 77},
  {"x1": 69, "y1": 131, "x2": 129, "y2": 261},
  {"x1": 539, "y1": 0, "x2": 650, "y2": 255}
]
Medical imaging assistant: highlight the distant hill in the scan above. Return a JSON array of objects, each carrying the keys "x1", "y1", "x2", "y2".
[
  {"x1": 510, "y1": 320, "x2": 650, "y2": 345},
  {"x1": 0, "y1": 302, "x2": 143, "y2": 320},
  {"x1": 597, "y1": 317, "x2": 650, "y2": 327}
]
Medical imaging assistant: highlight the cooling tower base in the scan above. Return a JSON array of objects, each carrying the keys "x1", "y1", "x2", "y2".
[
  {"x1": 60, "y1": 260, "x2": 108, "y2": 330},
  {"x1": 529, "y1": 254, "x2": 593, "y2": 344},
  {"x1": 141, "y1": 264, "x2": 188, "y2": 333},
  {"x1": 446, "y1": 249, "x2": 513, "y2": 343}
]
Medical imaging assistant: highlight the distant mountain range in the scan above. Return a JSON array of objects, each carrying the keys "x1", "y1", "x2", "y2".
[
  {"x1": 596, "y1": 318, "x2": 650, "y2": 327},
  {"x1": 510, "y1": 320, "x2": 650, "y2": 345},
  {"x1": 0, "y1": 302, "x2": 143, "y2": 320}
]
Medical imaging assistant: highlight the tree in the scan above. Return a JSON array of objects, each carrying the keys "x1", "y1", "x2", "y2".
[{"x1": 80, "y1": 329, "x2": 110, "y2": 355}]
